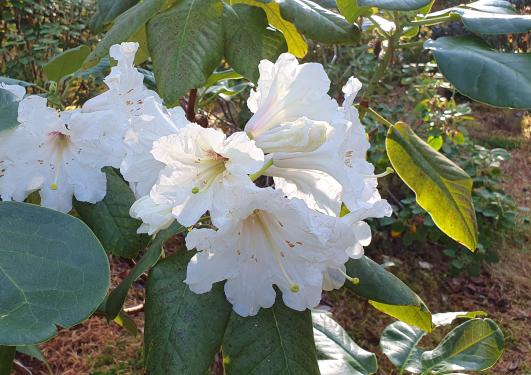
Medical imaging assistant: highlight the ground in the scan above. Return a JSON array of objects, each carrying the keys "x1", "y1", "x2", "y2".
[{"x1": 12, "y1": 108, "x2": 530, "y2": 375}]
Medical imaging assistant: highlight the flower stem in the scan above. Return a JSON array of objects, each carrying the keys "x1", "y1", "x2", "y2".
[
  {"x1": 250, "y1": 159, "x2": 273, "y2": 182},
  {"x1": 186, "y1": 89, "x2": 197, "y2": 122},
  {"x1": 365, "y1": 107, "x2": 395, "y2": 128},
  {"x1": 406, "y1": 13, "x2": 458, "y2": 27}
]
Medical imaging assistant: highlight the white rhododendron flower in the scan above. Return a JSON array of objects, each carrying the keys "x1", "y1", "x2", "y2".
[
  {"x1": 0, "y1": 95, "x2": 115, "y2": 212},
  {"x1": 121, "y1": 96, "x2": 189, "y2": 197},
  {"x1": 244, "y1": 53, "x2": 340, "y2": 139},
  {"x1": 130, "y1": 124, "x2": 264, "y2": 231},
  {"x1": 184, "y1": 187, "x2": 369, "y2": 317}
]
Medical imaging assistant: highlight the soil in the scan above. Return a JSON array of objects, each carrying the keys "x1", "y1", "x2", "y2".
[{"x1": 11, "y1": 112, "x2": 530, "y2": 375}]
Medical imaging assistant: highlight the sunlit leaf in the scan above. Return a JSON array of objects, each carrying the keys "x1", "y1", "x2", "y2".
[{"x1": 43, "y1": 45, "x2": 91, "y2": 81}]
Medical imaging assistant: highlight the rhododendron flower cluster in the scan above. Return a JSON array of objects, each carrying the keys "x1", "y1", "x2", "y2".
[{"x1": 0, "y1": 43, "x2": 392, "y2": 317}]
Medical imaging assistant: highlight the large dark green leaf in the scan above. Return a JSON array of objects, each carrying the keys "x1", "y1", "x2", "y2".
[
  {"x1": 0, "y1": 88, "x2": 20, "y2": 132},
  {"x1": 386, "y1": 121, "x2": 478, "y2": 250},
  {"x1": 147, "y1": 0, "x2": 224, "y2": 103},
  {"x1": 456, "y1": 9, "x2": 531, "y2": 34},
  {"x1": 74, "y1": 168, "x2": 148, "y2": 259},
  {"x1": 345, "y1": 256, "x2": 432, "y2": 332},
  {"x1": 85, "y1": 0, "x2": 166, "y2": 67},
  {"x1": 313, "y1": 311, "x2": 377, "y2": 375},
  {"x1": 105, "y1": 222, "x2": 185, "y2": 320},
  {"x1": 0, "y1": 346, "x2": 15, "y2": 375},
  {"x1": 0, "y1": 202, "x2": 109, "y2": 345},
  {"x1": 425, "y1": 36, "x2": 531, "y2": 109},
  {"x1": 278, "y1": 0, "x2": 360, "y2": 44},
  {"x1": 466, "y1": 0, "x2": 517, "y2": 14},
  {"x1": 144, "y1": 251, "x2": 232, "y2": 374},
  {"x1": 43, "y1": 45, "x2": 91, "y2": 82},
  {"x1": 223, "y1": 4, "x2": 287, "y2": 82},
  {"x1": 90, "y1": 0, "x2": 140, "y2": 32},
  {"x1": 358, "y1": 0, "x2": 432, "y2": 11},
  {"x1": 421, "y1": 319, "x2": 505, "y2": 373},
  {"x1": 223, "y1": 296, "x2": 320, "y2": 375}
]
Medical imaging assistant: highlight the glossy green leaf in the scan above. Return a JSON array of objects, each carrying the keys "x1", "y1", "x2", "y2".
[
  {"x1": 105, "y1": 222, "x2": 185, "y2": 320},
  {"x1": 421, "y1": 319, "x2": 505, "y2": 373},
  {"x1": 144, "y1": 251, "x2": 231, "y2": 374},
  {"x1": 148, "y1": 0, "x2": 224, "y2": 103},
  {"x1": 278, "y1": 0, "x2": 360, "y2": 44},
  {"x1": 0, "y1": 346, "x2": 15, "y2": 375},
  {"x1": 0, "y1": 88, "x2": 20, "y2": 132},
  {"x1": 337, "y1": 0, "x2": 376, "y2": 23},
  {"x1": 380, "y1": 321, "x2": 425, "y2": 374},
  {"x1": 223, "y1": 296, "x2": 320, "y2": 375},
  {"x1": 458, "y1": 9, "x2": 531, "y2": 34},
  {"x1": 466, "y1": 0, "x2": 517, "y2": 14},
  {"x1": 381, "y1": 311, "x2": 491, "y2": 374},
  {"x1": 358, "y1": 0, "x2": 432, "y2": 11},
  {"x1": 425, "y1": 36, "x2": 531, "y2": 109},
  {"x1": 43, "y1": 45, "x2": 91, "y2": 82},
  {"x1": 90, "y1": 0, "x2": 140, "y2": 32},
  {"x1": 386, "y1": 121, "x2": 478, "y2": 250},
  {"x1": 74, "y1": 168, "x2": 149, "y2": 259},
  {"x1": 0, "y1": 202, "x2": 109, "y2": 345},
  {"x1": 223, "y1": 4, "x2": 287, "y2": 82},
  {"x1": 85, "y1": 0, "x2": 166, "y2": 67},
  {"x1": 313, "y1": 311, "x2": 377, "y2": 375},
  {"x1": 0, "y1": 76, "x2": 34, "y2": 87}
]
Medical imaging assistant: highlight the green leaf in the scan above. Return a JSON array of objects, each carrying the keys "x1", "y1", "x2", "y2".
[
  {"x1": 278, "y1": 0, "x2": 360, "y2": 44},
  {"x1": 85, "y1": 0, "x2": 166, "y2": 67},
  {"x1": 105, "y1": 222, "x2": 185, "y2": 320},
  {"x1": 223, "y1": 296, "x2": 320, "y2": 375},
  {"x1": 380, "y1": 311, "x2": 491, "y2": 374},
  {"x1": 16, "y1": 345, "x2": 45, "y2": 362},
  {"x1": 386, "y1": 122, "x2": 478, "y2": 250},
  {"x1": 466, "y1": 0, "x2": 517, "y2": 14},
  {"x1": 458, "y1": 9, "x2": 531, "y2": 34},
  {"x1": 144, "y1": 252, "x2": 232, "y2": 374},
  {"x1": 90, "y1": 0, "x2": 140, "y2": 33},
  {"x1": 425, "y1": 36, "x2": 531, "y2": 109},
  {"x1": 147, "y1": 0, "x2": 224, "y2": 103},
  {"x1": 0, "y1": 76, "x2": 34, "y2": 87},
  {"x1": 43, "y1": 45, "x2": 91, "y2": 82},
  {"x1": 0, "y1": 346, "x2": 15, "y2": 375},
  {"x1": 0, "y1": 88, "x2": 20, "y2": 132},
  {"x1": 223, "y1": 4, "x2": 287, "y2": 82},
  {"x1": 337, "y1": 0, "x2": 376, "y2": 23},
  {"x1": 345, "y1": 257, "x2": 432, "y2": 332},
  {"x1": 358, "y1": 0, "x2": 432, "y2": 11},
  {"x1": 313, "y1": 311, "x2": 377, "y2": 375},
  {"x1": 0, "y1": 202, "x2": 109, "y2": 345},
  {"x1": 113, "y1": 310, "x2": 138, "y2": 336},
  {"x1": 421, "y1": 319, "x2": 505, "y2": 373},
  {"x1": 380, "y1": 321, "x2": 425, "y2": 374},
  {"x1": 74, "y1": 168, "x2": 148, "y2": 259}
]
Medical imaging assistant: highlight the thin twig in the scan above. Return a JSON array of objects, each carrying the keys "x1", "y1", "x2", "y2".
[
  {"x1": 186, "y1": 89, "x2": 198, "y2": 122},
  {"x1": 124, "y1": 303, "x2": 145, "y2": 314}
]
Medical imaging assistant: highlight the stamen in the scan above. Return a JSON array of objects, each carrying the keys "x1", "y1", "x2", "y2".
[
  {"x1": 337, "y1": 268, "x2": 360, "y2": 285},
  {"x1": 364, "y1": 167, "x2": 394, "y2": 179},
  {"x1": 255, "y1": 211, "x2": 300, "y2": 293}
]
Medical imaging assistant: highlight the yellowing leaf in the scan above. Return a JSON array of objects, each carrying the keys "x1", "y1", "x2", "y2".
[
  {"x1": 370, "y1": 301, "x2": 433, "y2": 332},
  {"x1": 232, "y1": 0, "x2": 308, "y2": 57}
]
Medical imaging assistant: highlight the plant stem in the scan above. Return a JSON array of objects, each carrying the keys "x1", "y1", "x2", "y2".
[
  {"x1": 365, "y1": 106, "x2": 395, "y2": 128},
  {"x1": 250, "y1": 159, "x2": 273, "y2": 182},
  {"x1": 398, "y1": 40, "x2": 425, "y2": 49},
  {"x1": 361, "y1": 13, "x2": 403, "y2": 108},
  {"x1": 406, "y1": 13, "x2": 457, "y2": 27},
  {"x1": 186, "y1": 88, "x2": 197, "y2": 122}
]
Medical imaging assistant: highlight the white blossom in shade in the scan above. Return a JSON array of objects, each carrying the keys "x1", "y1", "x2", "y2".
[
  {"x1": 130, "y1": 195, "x2": 175, "y2": 235},
  {"x1": 244, "y1": 53, "x2": 340, "y2": 139},
  {"x1": 184, "y1": 187, "x2": 368, "y2": 317},
  {"x1": 121, "y1": 96, "x2": 189, "y2": 197},
  {"x1": 0, "y1": 96, "x2": 114, "y2": 212},
  {"x1": 130, "y1": 123, "x2": 264, "y2": 231},
  {"x1": 255, "y1": 117, "x2": 329, "y2": 154},
  {"x1": 0, "y1": 82, "x2": 25, "y2": 101}
]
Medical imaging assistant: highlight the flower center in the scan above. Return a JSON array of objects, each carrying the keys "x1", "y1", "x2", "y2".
[
  {"x1": 191, "y1": 150, "x2": 228, "y2": 194},
  {"x1": 253, "y1": 209, "x2": 300, "y2": 293},
  {"x1": 48, "y1": 131, "x2": 71, "y2": 190}
]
